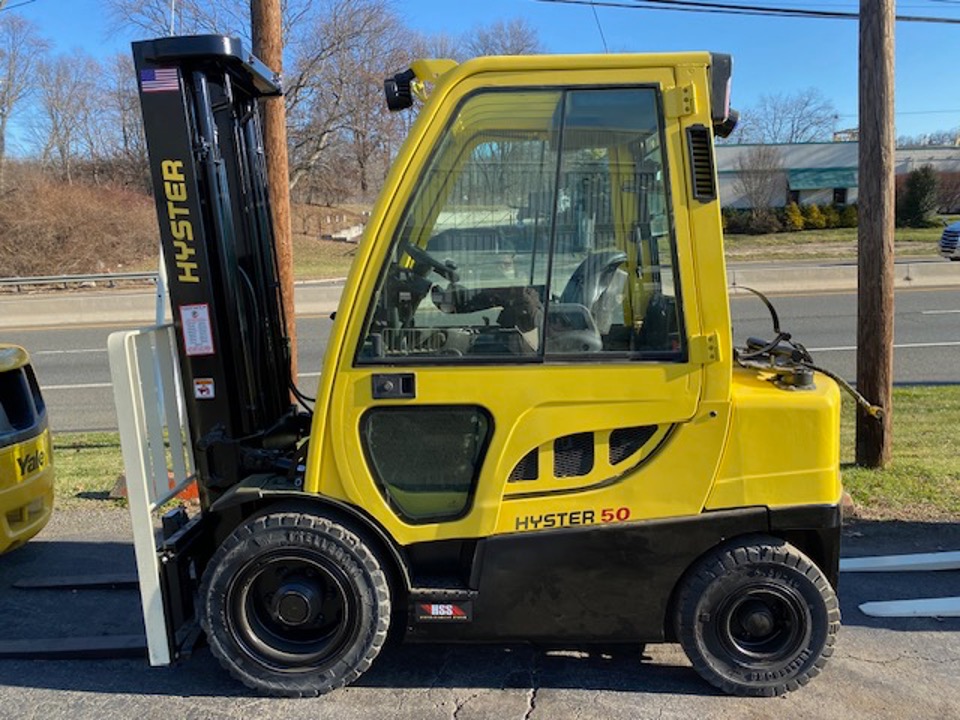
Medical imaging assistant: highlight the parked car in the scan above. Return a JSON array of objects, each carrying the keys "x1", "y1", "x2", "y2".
[
  {"x1": 941, "y1": 221, "x2": 960, "y2": 260},
  {"x1": 0, "y1": 344, "x2": 54, "y2": 553}
]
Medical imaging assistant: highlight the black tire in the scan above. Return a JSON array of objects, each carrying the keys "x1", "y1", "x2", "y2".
[
  {"x1": 199, "y1": 511, "x2": 391, "y2": 697},
  {"x1": 674, "y1": 536, "x2": 840, "y2": 697}
]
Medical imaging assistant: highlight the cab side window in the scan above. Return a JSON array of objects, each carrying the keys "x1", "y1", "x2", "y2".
[
  {"x1": 358, "y1": 87, "x2": 683, "y2": 363},
  {"x1": 545, "y1": 89, "x2": 682, "y2": 358}
]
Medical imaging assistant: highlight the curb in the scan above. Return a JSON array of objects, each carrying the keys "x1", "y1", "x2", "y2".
[
  {"x1": 0, "y1": 280, "x2": 346, "y2": 330},
  {"x1": 729, "y1": 260, "x2": 960, "y2": 294}
]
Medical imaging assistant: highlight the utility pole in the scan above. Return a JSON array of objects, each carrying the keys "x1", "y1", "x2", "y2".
[
  {"x1": 856, "y1": 0, "x2": 895, "y2": 467},
  {"x1": 251, "y1": 0, "x2": 298, "y2": 381}
]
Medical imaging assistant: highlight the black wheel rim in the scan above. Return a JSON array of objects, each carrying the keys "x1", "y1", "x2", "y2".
[
  {"x1": 714, "y1": 583, "x2": 812, "y2": 667},
  {"x1": 226, "y1": 548, "x2": 361, "y2": 674}
]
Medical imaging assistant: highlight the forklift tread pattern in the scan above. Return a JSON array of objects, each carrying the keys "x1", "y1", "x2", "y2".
[
  {"x1": 199, "y1": 512, "x2": 391, "y2": 697},
  {"x1": 674, "y1": 535, "x2": 840, "y2": 697}
]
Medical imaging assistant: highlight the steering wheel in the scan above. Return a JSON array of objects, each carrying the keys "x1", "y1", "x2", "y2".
[{"x1": 403, "y1": 243, "x2": 459, "y2": 283}]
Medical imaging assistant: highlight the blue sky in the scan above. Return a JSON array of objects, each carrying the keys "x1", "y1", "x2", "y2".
[{"x1": 15, "y1": 0, "x2": 960, "y2": 141}]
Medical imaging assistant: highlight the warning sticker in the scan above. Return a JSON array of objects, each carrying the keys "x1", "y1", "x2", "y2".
[
  {"x1": 179, "y1": 304, "x2": 215, "y2": 356},
  {"x1": 415, "y1": 602, "x2": 472, "y2": 623},
  {"x1": 193, "y1": 378, "x2": 215, "y2": 399}
]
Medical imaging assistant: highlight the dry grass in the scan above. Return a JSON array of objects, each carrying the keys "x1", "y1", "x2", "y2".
[{"x1": 0, "y1": 168, "x2": 159, "y2": 277}]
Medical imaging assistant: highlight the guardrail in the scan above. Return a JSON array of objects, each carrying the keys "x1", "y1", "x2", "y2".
[{"x1": 0, "y1": 271, "x2": 158, "y2": 291}]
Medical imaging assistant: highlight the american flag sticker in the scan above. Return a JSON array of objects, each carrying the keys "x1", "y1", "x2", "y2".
[{"x1": 140, "y1": 67, "x2": 179, "y2": 93}]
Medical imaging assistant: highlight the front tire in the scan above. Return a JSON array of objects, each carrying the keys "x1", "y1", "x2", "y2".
[
  {"x1": 675, "y1": 536, "x2": 839, "y2": 697},
  {"x1": 199, "y1": 511, "x2": 391, "y2": 697}
]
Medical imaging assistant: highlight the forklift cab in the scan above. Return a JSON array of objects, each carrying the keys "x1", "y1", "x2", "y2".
[{"x1": 319, "y1": 56, "x2": 728, "y2": 541}]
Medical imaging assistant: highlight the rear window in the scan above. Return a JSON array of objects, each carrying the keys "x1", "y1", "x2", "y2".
[{"x1": 0, "y1": 365, "x2": 43, "y2": 438}]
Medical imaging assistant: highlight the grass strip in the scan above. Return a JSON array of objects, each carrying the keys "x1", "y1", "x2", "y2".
[
  {"x1": 52, "y1": 432, "x2": 126, "y2": 510},
  {"x1": 841, "y1": 385, "x2": 960, "y2": 521},
  {"x1": 724, "y1": 226, "x2": 944, "y2": 262}
]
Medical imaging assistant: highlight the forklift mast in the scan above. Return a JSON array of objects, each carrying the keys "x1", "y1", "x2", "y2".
[{"x1": 132, "y1": 36, "x2": 296, "y2": 506}]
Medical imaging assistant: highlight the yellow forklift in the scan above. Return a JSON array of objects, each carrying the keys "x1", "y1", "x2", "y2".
[
  {"x1": 128, "y1": 36, "x2": 845, "y2": 698},
  {"x1": 0, "y1": 344, "x2": 54, "y2": 554}
]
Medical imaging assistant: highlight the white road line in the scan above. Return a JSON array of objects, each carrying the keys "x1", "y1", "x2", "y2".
[
  {"x1": 811, "y1": 341, "x2": 960, "y2": 352},
  {"x1": 41, "y1": 382, "x2": 113, "y2": 391},
  {"x1": 34, "y1": 348, "x2": 107, "y2": 355},
  {"x1": 42, "y1": 373, "x2": 323, "y2": 391},
  {"x1": 34, "y1": 341, "x2": 959, "y2": 392},
  {"x1": 921, "y1": 310, "x2": 960, "y2": 315}
]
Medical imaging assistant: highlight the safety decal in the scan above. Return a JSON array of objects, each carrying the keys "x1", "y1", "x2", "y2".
[
  {"x1": 416, "y1": 602, "x2": 473, "y2": 623},
  {"x1": 193, "y1": 378, "x2": 215, "y2": 400},
  {"x1": 180, "y1": 304, "x2": 215, "y2": 356}
]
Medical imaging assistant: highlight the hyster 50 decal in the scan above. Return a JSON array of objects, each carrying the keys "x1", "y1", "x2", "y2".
[
  {"x1": 514, "y1": 506, "x2": 631, "y2": 531},
  {"x1": 161, "y1": 159, "x2": 199, "y2": 284}
]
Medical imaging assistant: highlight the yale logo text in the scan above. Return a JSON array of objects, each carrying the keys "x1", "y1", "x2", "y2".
[{"x1": 16, "y1": 449, "x2": 45, "y2": 478}]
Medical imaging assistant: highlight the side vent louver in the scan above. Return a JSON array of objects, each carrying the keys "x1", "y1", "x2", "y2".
[
  {"x1": 554, "y1": 433, "x2": 594, "y2": 478},
  {"x1": 686, "y1": 125, "x2": 716, "y2": 202},
  {"x1": 508, "y1": 449, "x2": 539, "y2": 482},
  {"x1": 609, "y1": 425, "x2": 658, "y2": 465}
]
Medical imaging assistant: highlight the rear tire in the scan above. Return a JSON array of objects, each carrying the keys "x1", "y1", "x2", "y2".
[
  {"x1": 199, "y1": 511, "x2": 391, "y2": 697},
  {"x1": 674, "y1": 536, "x2": 839, "y2": 697}
]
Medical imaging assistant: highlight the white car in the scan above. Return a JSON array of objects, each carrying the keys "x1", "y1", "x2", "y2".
[{"x1": 941, "y1": 221, "x2": 960, "y2": 260}]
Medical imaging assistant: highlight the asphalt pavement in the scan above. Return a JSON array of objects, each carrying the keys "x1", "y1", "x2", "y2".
[{"x1": 0, "y1": 507, "x2": 958, "y2": 719}]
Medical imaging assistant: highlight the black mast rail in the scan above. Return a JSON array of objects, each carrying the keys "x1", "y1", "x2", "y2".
[{"x1": 133, "y1": 35, "x2": 297, "y2": 509}]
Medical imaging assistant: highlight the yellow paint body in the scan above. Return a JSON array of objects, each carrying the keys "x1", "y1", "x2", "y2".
[
  {"x1": 299, "y1": 53, "x2": 841, "y2": 546},
  {"x1": 0, "y1": 345, "x2": 54, "y2": 554}
]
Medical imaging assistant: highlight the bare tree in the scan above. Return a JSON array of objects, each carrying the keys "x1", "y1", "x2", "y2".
[
  {"x1": 106, "y1": 0, "x2": 248, "y2": 37},
  {"x1": 937, "y1": 172, "x2": 960, "y2": 213},
  {"x1": 285, "y1": 0, "x2": 407, "y2": 198},
  {"x1": 463, "y1": 18, "x2": 544, "y2": 56},
  {"x1": 107, "y1": 2, "x2": 545, "y2": 203},
  {"x1": 34, "y1": 54, "x2": 100, "y2": 183},
  {"x1": 896, "y1": 128, "x2": 960, "y2": 147},
  {"x1": 106, "y1": 0, "x2": 315, "y2": 46},
  {"x1": 734, "y1": 88, "x2": 838, "y2": 144},
  {"x1": 733, "y1": 145, "x2": 786, "y2": 217},
  {"x1": 70, "y1": 53, "x2": 151, "y2": 188},
  {"x1": 0, "y1": 15, "x2": 48, "y2": 189},
  {"x1": 414, "y1": 31, "x2": 464, "y2": 62}
]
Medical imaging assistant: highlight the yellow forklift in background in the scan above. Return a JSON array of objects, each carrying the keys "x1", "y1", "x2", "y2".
[
  {"x1": 0, "y1": 344, "x2": 54, "y2": 554},
  {"x1": 125, "y1": 36, "x2": 845, "y2": 698}
]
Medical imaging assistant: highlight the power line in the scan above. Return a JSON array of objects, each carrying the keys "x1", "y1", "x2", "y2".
[
  {"x1": 590, "y1": 2, "x2": 610, "y2": 52},
  {"x1": 536, "y1": 0, "x2": 960, "y2": 24},
  {"x1": 632, "y1": 0, "x2": 858, "y2": 19},
  {"x1": 0, "y1": 0, "x2": 39, "y2": 11}
]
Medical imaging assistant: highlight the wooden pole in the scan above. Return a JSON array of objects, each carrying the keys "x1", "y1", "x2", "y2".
[
  {"x1": 251, "y1": 0, "x2": 298, "y2": 383},
  {"x1": 856, "y1": 0, "x2": 895, "y2": 467}
]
